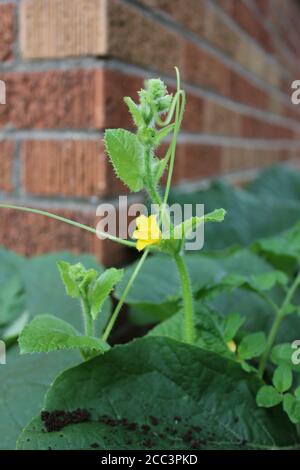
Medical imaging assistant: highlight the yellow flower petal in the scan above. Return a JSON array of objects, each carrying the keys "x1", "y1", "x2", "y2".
[
  {"x1": 136, "y1": 239, "x2": 150, "y2": 251},
  {"x1": 133, "y1": 215, "x2": 162, "y2": 251}
]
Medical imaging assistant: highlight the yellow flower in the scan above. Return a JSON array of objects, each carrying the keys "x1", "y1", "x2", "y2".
[
  {"x1": 227, "y1": 340, "x2": 237, "y2": 353},
  {"x1": 132, "y1": 215, "x2": 162, "y2": 251}
]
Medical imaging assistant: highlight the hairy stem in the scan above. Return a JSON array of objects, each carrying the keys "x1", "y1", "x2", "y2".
[
  {"x1": 102, "y1": 249, "x2": 149, "y2": 342},
  {"x1": 259, "y1": 272, "x2": 300, "y2": 377},
  {"x1": 0, "y1": 203, "x2": 136, "y2": 248},
  {"x1": 81, "y1": 298, "x2": 94, "y2": 337},
  {"x1": 174, "y1": 253, "x2": 195, "y2": 344}
]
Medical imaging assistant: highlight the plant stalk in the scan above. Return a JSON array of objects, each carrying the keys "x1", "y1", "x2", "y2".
[
  {"x1": 258, "y1": 272, "x2": 300, "y2": 377},
  {"x1": 102, "y1": 249, "x2": 149, "y2": 342},
  {"x1": 174, "y1": 253, "x2": 195, "y2": 344},
  {"x1": 81, "y1": 298, "x2": 94, "y2": 337}
]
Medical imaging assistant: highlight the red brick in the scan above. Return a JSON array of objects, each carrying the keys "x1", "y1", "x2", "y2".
[
  {"x1": 103, "y1": 69, "x2": 143, "y2": 129},
  {"x1": 0, "y1": 69, "x2": 104, "y2": 129},
  {"x1": 20, "y1": 0, "x2": 106, "y2": 59},
  {"x1": 107, "y1": 0, "x2": 180, "y2": 75},
  {"x1": 241, "y1": 116, "x2": 295, "y2": 139},
  {"x1": 21, "y1": 140, "x2": 108, "y2": 197},
  {"x1": 229, "y1": 71, "x2": 269, "y2": 110},
  {"x1": 0, "y1": 207, "x2": 96, "y2": 256},
  {"x1": 0, "y1": 4, "x2": 15, "y2": 61},
  {"x1": 0, "y1": 141, "x2": 15, "y2": 191},
  {"x1": 0, "y1": 205, "x2": 131, "y2": 265},
  {"x1": 181, "y1": 41, "x2": 231, "y2": 97},
  {"x1": 138, "y1": 0, "x2": 207, "y2": 38},
  {"x1": 174, "y1": 143, "x2": 222, "y2": 181}
]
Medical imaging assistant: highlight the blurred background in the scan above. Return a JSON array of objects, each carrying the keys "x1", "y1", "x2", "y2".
[{"x1": 0, "y1": 0, "x2": 300, "y2": 265}]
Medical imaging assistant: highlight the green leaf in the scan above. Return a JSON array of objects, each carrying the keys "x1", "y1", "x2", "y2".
[
  {"x1": 23, "y1": 253, "x2": 111, "y2": 337},
  {"x1": 124, "y1": 97, "x2": 144, "y2": 128},
  {"x1": 223, "y1": 312, "x2": 245, "y2": 342},
  {"x1": 271, "y1": 343, "x2": 300, "y2": 370},
  {"x1": 153, "y1": 155, "x2": 169, "y2": 184},
  {"x1": 219, "y1": 270, "x2": 288, "y2": 294},
  {"x1": 169, "y1": 179, "x2": 300, "y2": 250},
  {"x1": 0, "y1": 346, "x2": 78, "y2": 449},
  {"x1": 238, "y1": 332, "x2": 266, "y2": 360},
  {"x1": 283, "y1": 394, "x2": 300, "y2": 424},
  {"x1": 89, "y1": 268, "x2": 124, "y2": 320},
  {"x1": 173, "y1": 208, "x2": 226, "y2": 240},
  {"x1": 57, "y1": 261, "x2": 81, "y2": 298},
  {"x1": 19, "y1": 315, "x2": 109, "y2": 354},
  {"x1": 0, "y1": 276, "x2": 25, "y2": 326},
  {"x1": 2, "y1": 311, "x2": 29, "y2": 343},
  {"x1": 17, "y1": 337, "x2": 299, "y2": 450},
  {"x1": 104, "y1": 129, "x2": 145, "y2": 192},
  {"x1": 272, "y1": 365, "x2": 293, "y2": 393},
  {"x1": 57, "y1": 261, "x2": 97, "y2": 300},
  {"x1": 149, "y1": 307, "x2": 233, "y2": 358},
  {"x1": 256, "y1": 386, "x2": 283, "y2": 408}
]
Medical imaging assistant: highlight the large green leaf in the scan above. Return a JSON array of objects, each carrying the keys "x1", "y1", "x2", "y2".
[
  {"x1": 254, "y1": 223, "x2": 300, "y2": 272},
  {"x1": 19, "y1": 315, "x2": 109, "y2": 355},
  {"x1": 247, "y1": 165, "x2": 300, "y2": 203},
  {"x1": 169, "y1": 180, "x2": 300, "y2": 249},
  {"x1": 0, "y1": 346, "x2": 78, "y2": 449},
  {"x1": 104, "y1": 129, "x2": 145, "y2": 192},
  {"x1": 17, "y1": 337, "x2": 299, "y2": 450},
  {"x1": 0, "y1": 277, "x2": 25, "y2": 326}
]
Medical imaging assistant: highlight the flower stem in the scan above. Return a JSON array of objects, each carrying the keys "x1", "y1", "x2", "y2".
[
  {"x1": 0, "y1": 203, "x2": 136, "y2": 248},
  {"x1": 102, "y1": 249, "x2": 149, "y2": 342},
  {"x1": 258, "y1": 272, "x2": 300, "y2": 377},
  {"x1": 174, "y1": 253, "x2": 195, "y2": 344}
]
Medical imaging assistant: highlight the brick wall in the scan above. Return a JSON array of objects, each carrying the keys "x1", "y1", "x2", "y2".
[{"x1": 1, "y1": 0, "x2": 300, "y2": 263}]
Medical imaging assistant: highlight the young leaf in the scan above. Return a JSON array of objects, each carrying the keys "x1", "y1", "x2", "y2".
[
  {"x1": 238, "y1": 332, "x2": 266, "y2": 360},
  {"x1": 256, "y1": 386, "x2": 283, "y2": 408},
  {"x1": 173, "y1": 208, "x2": 226, "y2": 240},
  {"x1": 57, "y1": 261, "x2": 81, "y2": 298},
  {"x1": 124, "y1": 97, "x2": 144, "y2": 128},
  {"x1": 89, "y1": 268, "x2": 124, "y2": 320},
  {"x1": 57, "y1": 261, "x2": 98, "y2": 300},
  {"x1": 104, "y1": 129, "x2": 145, "y2": 192},
  {"x1": 223, "y1": 312, "x2": 245, "y2": 342},
  {"x1": 153, "y1": 156, "x2": 169, "y2": 184},
  {"x1": 283, "y1": 394, "x2": 300, "y2": 424},
  {"x1": 272, "y1": 364, "x2": 293, "y2": 393},
  {"x1": 18, "y1": 315, "x2": 109, "y2": 355}
]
